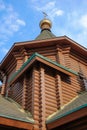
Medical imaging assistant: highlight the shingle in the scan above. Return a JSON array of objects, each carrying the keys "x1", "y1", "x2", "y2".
[
  {"x1": 35, "y1": 29, "x2": 56, "y2": 40},
  {"x1": 0, "y1": 95, "x2": 34, "y2": 123},
  {"x1": 47, "y1": 91, "x2": 87, "y2": 123}
]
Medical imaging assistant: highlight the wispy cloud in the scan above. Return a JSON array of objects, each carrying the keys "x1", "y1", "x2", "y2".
[
  {"x1": 1, "y1": 48, "x2": 9, "y2": 54},
  {"x1": 79, "y1": 14, "x2": 87, "y2": 28},
  {"x1": 0, "y1": 0, "x2": 26, "y2": 59},
  {"x1": 0, "y1": 3, "x2": 26, "y2": 36},
  {"x1": 32, "y1": 1, "x2": 64, "y2": 20},
  {"x1": 0, "y1": 0, "x2": 5, "y2": 10},
  {"x1": 63, "y1": 11, "x2": 87, "y2": 47}
]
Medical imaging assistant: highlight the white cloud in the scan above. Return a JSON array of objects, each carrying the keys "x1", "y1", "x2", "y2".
[
  {"x1": 2, "y1": 48, "x2": 9, "y2": 54},
  {"x1": 54, "y1": 10, "x2": 64, "y2": 16},
  {"x1": 0, "y1": 0, "x2": 5, "y2": 10},
  {"x1": 0, "y1": 1, "x2": 26, "y2": 44},
  {"x1": 16, "y1": 19, "x2": 26, "y2": 26},
  {"x1": 79, "y1": 14, "x2": 87, "y2": 28},
  {"x1": 32, "y1": 1, "x2": 64, "y2": 20}
]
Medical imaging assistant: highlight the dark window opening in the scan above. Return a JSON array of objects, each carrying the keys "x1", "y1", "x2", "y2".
[
  {"x1": 60, "y1": 73, "x2": 71, "y2": 84},
  {"x1": 78, "y1": 72, "x2": 87, "y2": 91}
]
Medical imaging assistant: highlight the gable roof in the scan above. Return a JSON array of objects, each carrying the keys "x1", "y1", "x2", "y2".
[
  {"x1": 8, "y1": 53, "x2": 78, "y2": 86},
  {"x1": 46, "y1": 91, "x2": 87, "y2": 124},
  {"x1": 0, "y1": 95, "x2": 34, "y2": 123}
]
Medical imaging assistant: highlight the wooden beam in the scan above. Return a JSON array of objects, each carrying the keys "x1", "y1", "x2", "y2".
[
  {"x1": 0, "y1": 116, "x2": 33, "y2": 130},
  {"x1": 22, "y1": 74, "x2": 27, "y2": 110},
  {"x1": 32, "y1": 66, "x2": 40, "y2": 130},
  {"x1": 1, "y1": 75, "x2": 7, "y2": 96},
  {"x1": 55, "y1": 74, "x2": 63, "y2": 108}
]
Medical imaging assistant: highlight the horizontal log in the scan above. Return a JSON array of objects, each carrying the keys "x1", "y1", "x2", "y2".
[
  {"x1": 45, "y1": 102, "x2": 57, "y2": 108},
  {"x1": 46, "y1": 98, "x2": 59, "y2": 104},
  {"x1": 45, "y1": 91, "x2": 56, "y2": 97},
  {"x1": 46, "y1": 105, "x2": 57, "y2": 111},
  {"x1": 46, "y1": 94, "x2": 57, "y2": 100}
]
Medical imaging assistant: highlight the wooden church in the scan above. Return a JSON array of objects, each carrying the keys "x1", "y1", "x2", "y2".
[{"x1": 0, "y1": 17, "x2": 87, "y2": 130}]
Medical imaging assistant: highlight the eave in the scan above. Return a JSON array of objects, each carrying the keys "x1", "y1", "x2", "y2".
[
  {"x1": 46, "y1": 104, "x2": 87, "y2": 129},
  {"x1": 0, "y1": 116, "x2": 33, "y2": 130},
  {"x1": 0, "y1": 35, "x2": 87, "y2": 69}
]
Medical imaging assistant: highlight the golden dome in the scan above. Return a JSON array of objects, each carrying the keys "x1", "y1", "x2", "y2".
[{"x1": 39, "y1": 18, "x2": 52, "y2": 30}]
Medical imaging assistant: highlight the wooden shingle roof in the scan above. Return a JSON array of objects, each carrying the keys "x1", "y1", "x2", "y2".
[
  {"x1": 35, "y1": 29, "x2": 56, "y2": 40},
  {"x1": 0, "y1": 95, "x2": 34, "y2": 123},
  {"x1": 46, "y1": 91, "x2": 87, "y2": 124}
]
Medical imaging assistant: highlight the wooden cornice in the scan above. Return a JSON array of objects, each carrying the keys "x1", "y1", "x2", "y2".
[{"x1": 0, "y1": 36, "x2": 86, "y2": 68}]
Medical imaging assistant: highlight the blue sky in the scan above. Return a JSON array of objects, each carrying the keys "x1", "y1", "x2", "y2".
[{"x1": 0, "y1": 0, "x2": 87, "y2": 61}]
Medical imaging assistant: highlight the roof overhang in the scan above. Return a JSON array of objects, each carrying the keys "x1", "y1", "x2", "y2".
[
  {"x1": 0, "y1": 116, "x2": 33, "y2": 130},
  {"x1": 0, "y1": 36, "x2": 87, "y2": 68},
  {"x1": 46, "y1": 104, "x2": 87, "y2": 129},
  {"x1": 8, "y1": 53, "x2": 78, "y2": 86}
]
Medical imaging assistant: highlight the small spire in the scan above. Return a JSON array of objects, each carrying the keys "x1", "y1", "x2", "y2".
[{"x1": 39, "y1": 12, "x2": 52, "y2": 31}]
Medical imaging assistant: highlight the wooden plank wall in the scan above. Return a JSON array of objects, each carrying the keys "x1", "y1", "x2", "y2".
[{"x1": 28, "y1": 46, "x2": 57, "y2": 62}]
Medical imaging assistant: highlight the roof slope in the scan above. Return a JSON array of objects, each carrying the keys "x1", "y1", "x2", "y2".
[
  {"x1": 46, "y1": 91, "x2": 87, "y2": 124},
  {"x1": 0, "y1": 95, "x2": 34, "y2": 123},
  {"x1": 35, "y1": 29, "x2": 56, "y2": 40}
]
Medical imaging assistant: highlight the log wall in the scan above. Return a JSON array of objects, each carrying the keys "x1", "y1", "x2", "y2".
[
  {"x1": 45, "y1": 68, "x2": 58, "y2": 118},
  {"x1": 28, "y1": 46, "x2": 57, "y2": 62},
  {"x1": 61, "y1": 75, "x2": 81, "y2": 105},
  {"x1": 70, "y1": 56, "x2": 87, "y2": 77}
]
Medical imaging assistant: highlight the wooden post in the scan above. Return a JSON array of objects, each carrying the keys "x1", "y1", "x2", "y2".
[
  {"x1": 1, "y1": 75, "x2": 7, "y2": 96},
  {"x1": 32, "y1": 66, "x2": 40, "y2": 130},
  {"x1": 22, "y1": 74, "x2": 28, "y2": 110},
  {"x1": 13, "y1": 52, "x2": 23, "y2": 71},
  {"x1": 39, "y1": 66, "x2": 46, "y2": 130},
  {"x1": 20, "y1": 47, "x2": 28, "y2": 62},
  {"x1": 56, "y1": 45, "x2": 65, "y2": 66},
  {"x1": 63, "y1": 47, "x2": 71, "y2": 69},
  {"x1": 55, "y1": 74, "x2": 63, "y2": 108}
]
